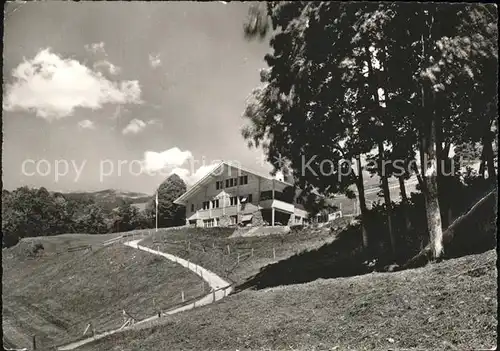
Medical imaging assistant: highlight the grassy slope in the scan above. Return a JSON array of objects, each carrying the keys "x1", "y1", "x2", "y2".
[
  {"x1": 81, "y1": 249, "x2": 497, "y2": 351},
  {"x1": 2, "y1": 234, "x2": 207, "y2": 349},
  {"x1": 139, "y1": 224, "x2": 348, "y2": 284}
]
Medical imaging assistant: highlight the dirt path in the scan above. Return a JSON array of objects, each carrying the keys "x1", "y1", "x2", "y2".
[{"x1": 57, "y1": 239, "x2": 232, "y2": 350}]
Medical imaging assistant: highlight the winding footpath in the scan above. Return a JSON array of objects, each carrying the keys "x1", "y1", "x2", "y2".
[{"x1": 57, "y1": 239, "x2": 232, "y2": 350}]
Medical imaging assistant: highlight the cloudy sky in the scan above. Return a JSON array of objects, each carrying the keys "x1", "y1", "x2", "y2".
[{"x1": 2, "y1": 1, "x2": 272, "y2": 194}]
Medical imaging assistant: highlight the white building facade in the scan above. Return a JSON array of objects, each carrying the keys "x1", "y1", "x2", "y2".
[{"x1": 174, "y1": 162, "x2": 309, "y2": 227}]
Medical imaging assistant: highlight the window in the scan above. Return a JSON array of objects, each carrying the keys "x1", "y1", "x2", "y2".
[
  {"x1": 239, "y1": 175, "x2": 248, "y2": 185},
  {"x1": 216, "y1": 181, "x2": 223, "y2": 190},
  {"x1": 202, "y1": 201, "x2": 210, "y2": 210},
  {"x1": 296, "y1": 197, "x2": 303, "y2": 205},
  {"x1": 248, "y1": 194, "x2": 253, "y2": 203},
  {"x1": 191, "y1": 204, "x2": 195, "y2": 212},
  {"x1": 211, "y1": 199, "x2": 219, "y2": 208},
  {"x1": 295, "y1": 216, "x2": 301, "y2": 224},
  {"x1": 230, "y1": 196, "x2": 238, "y2": 206},
  {"x1": 224, "y1": 177, "x2": 240, "y2": 188},
  {"x1": 204, "y1": 219, "x2": 215, "y2": 228}
]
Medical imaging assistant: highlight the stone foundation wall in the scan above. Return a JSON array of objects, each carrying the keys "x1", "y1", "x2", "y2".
[
  {"x1": 251, "y1": 210, "x2": 265, "y2": 226},
  {"x1": 219, "y1": 214, "x2": 231, "y2": 227}
]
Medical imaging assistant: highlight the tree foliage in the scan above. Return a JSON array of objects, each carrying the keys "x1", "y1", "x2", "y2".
[
  {"x1": 242, "y1": 2, "x2": 498, "y2": 259},
  {"x1": 1, "y1": 182, "x2": 186, "y2": 247},
  {"x1": 145, "y1": 174, "x2": 187, "y2": 228}
]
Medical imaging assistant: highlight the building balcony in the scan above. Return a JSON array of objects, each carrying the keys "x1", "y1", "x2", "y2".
[
  {"x1": 259, "y1": 199, "x2": 294, "y2": 214},
  {"x1": 187, "y1": 203, "x2": 259, "y2": 221}
]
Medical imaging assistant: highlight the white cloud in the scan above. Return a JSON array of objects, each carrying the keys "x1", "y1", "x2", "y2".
[
  {"x1": 147, "y1": 119, "x2": 161, "y2": 125},
  {"x1": 122, "y1": 118, "x2": 147, "y2": 135},
  {"x1": 141, "y1": 148, "x2": 220, "y2": 185},
  {"x1": 2, "y1": 48, "x2": 142, "y2": 120},
  {"x1": 84, "y1": 42, "x2": 106, "y2": 54},
  {"x1": 93, "y1": 60, "x2": 120, "y2": 75},
  {"x1": 142, "y1": 147, "x2": 193, "y2": 173},
  {"x1": 171, "y1": 163, "x2": 219, "y2": 185},
  {"x1": 148, "y1": 54, "x2": 161, "y2": 68},
  {"x1": 78, "y1": 119, "x2": 95, "y2": 130},
  {"x1": 169, "y1": 167, "x2": 191, "y2": 180}
]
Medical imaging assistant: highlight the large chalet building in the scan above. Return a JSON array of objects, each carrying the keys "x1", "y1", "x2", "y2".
[{"x1": 174, "y1": 162, "x2": 309, "y2": 227}]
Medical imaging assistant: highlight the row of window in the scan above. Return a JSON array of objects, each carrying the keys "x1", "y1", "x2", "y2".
[
  {"x1": 215, "y1": 175, "x2": 249, "y2": 190},
  {"x1": 191, "y1": 193, "x2": 301, "y2": 212},
  {"x1": 204, "y1": 218, "x2": 216, "y2": 228},
  {"x1": 191, "y1": 194, "x2": 253, "y2": 212},
  {"x1": 202, "y1": 200, "x2": 219, "y2": 210},
  {"x1": 203, "y1": 215, "x2": 243, "y2": 227},
  {"x1": 204, "y1": 215, "x2": 302, "y2": 228}
]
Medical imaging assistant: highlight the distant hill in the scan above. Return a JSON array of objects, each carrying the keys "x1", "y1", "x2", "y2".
[{"x1": 57, "y1": 189, "x2": 151, "y2": 213}]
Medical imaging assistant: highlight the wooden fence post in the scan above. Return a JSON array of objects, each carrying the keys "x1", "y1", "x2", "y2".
[
  {"x1": 227, "y1": 245, "x2": 230, "y2": 255},
  {"x1": 181, "y1": 290, "x2": 185, "y2": 302},
  {"x1": 251, "y1": 248, "x2": 254, "y2": 257},
  {"x1": 83, "y1": 323, "x2": 91, "y2": 336},
  {"x1": 273, "y1": 247, "x2": 276, "y2": 259},
  {"x1": 237, "y1": 253, "x2": 240, "y2": 264},
  {"x1": 187, "y1": 241, "x2": 191, "y2": 250},
  {"x1": 212, "y1": 289, "x2": 216, "y2": 302},
  {"x1": 32, "y1": 335, "x2": 36, "y2": 350}
]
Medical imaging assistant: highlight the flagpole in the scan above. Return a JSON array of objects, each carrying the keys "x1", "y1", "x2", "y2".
[{"x1": 155, "y1": 191, "x2": 159, "y2": 234}]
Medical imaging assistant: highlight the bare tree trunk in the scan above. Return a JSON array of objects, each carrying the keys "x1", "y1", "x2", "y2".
[
  {"x1": 378, "y1": 141, "x2": 396, "y2": 254},
  {"x1": 479, "y1": 158, "x2": 486, "y2": 178},
  {"x1": 411, "y1": 162, "x2": 425, "y2": 190},
  {"x1": 399, "y1": 189, "x2": 496, "y2": 271},
  {"x1": 399, "y1": 176, "x2": 411, "y2": 231},
  {"x1": 435, "y1": 113, "x2": 450, "y2": 228},
  {"x1": 420, "y1": 88, "x2": 444, "y2": 260},
  {"x1": 482, "y1": 134, "x2": 496, "y2": 180},
  {"x1": 355, "y1": 155, "x2": 369, "y2": 249},
  {"x1": 418, "y1": 16, "x2": 444, "y2": 260},
  {"x1": 364, "y1": 44, "x2": 396, "y2": 255},
  {"x1": 399, "y1": 176, "x2": 408, "y2": 203}
]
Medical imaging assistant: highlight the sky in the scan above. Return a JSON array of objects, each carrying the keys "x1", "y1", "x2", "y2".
[{"x1": 2, "y1": 1, "x2": 273, "y2": 194}]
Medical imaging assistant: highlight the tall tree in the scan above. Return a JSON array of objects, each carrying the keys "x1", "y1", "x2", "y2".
[
  {"x1": 242, "y1": 2, "x2": 497, "y2": 260},
  {"x1": 154, "y1": 174, "x2": 187, "y2": 228}
]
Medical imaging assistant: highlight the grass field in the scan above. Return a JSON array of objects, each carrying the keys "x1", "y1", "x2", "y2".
[
  {"x1": 140, "y1": 222, "x2": 351, "y2": 285},
  {"x1": 78, "y1": 249, "x2": 497, "y2": 351},
  {"x1": 2, "y1": 234, "x2": 207, "y2": 350}
]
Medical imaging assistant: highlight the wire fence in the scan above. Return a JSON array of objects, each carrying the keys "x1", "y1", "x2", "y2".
[
  {"x1": 28, "y1": 213, "x2": 354, "y2": 350},
  {"x1": 47, "y1": 235, "x2": 235, "y2": 351}
]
